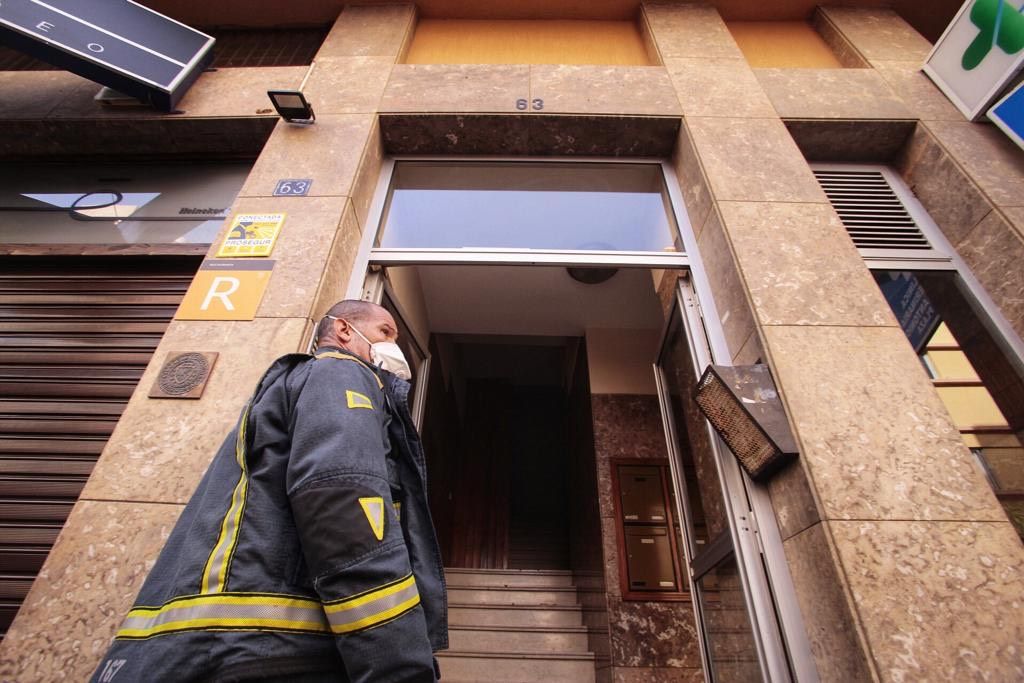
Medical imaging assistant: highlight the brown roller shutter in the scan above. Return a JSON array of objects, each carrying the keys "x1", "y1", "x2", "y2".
[{"x1": 0, "y1": 255, "x2": 201, "y2": 635}]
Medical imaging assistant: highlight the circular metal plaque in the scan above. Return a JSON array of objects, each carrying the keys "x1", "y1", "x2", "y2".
[{"x1": 157, "y1": 352, "x2": 211, "y2": 396}]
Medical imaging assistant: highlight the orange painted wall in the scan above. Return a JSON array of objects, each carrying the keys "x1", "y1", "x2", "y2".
[{"x1": 727, "y1": 21, "x2": 844, "y2": 68}]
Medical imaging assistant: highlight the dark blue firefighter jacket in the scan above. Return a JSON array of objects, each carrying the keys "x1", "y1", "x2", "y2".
[{"x1": 90, "y1": 349, "x2": 448, "y2": 683}]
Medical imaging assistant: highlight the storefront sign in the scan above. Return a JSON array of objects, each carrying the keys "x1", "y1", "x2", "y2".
[
  {"x1": 923, "y1": 0, "x2": 1024, "y2": 120},
  {"x1": 216, "y1": 213, "x2": 285, "y2": 258},
  {"x1": 988, "y1": 80, "x2": 1024, "y2": 148},
  {"x1": 175, "y1": 260, "x2": 274, "y2": 321},
  {"x1": 0, "y1": 0, "x2": 214, "y2": 111}
]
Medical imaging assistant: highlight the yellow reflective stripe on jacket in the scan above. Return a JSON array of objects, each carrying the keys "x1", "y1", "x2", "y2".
[
  {"x1": 116, "y1": 594, "x2": 330, "y2": 640},
  {"x1": 200, "y1": 404, "x2": 251, "y2": 594},
  {"x1": 314, "y1": 351, "x2": 384, "y2": 389},
  {"x1": 323, "y1": 574, "x2": 420, "y2": 635}
]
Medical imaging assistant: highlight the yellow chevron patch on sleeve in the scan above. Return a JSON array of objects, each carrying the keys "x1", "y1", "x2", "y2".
[
  {"x1": 358, "y1": 497, "x2": 385, "y2": 541},
  {"x1": 346, "y1": 390, "x2": 373, "y2": 410}
]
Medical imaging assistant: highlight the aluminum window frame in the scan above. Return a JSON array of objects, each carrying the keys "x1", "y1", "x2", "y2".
[{"x1": 812, "y1": 161, "x2": 1024, "y2": 370}]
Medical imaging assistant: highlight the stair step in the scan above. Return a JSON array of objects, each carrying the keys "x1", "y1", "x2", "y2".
[
  {"x1": 447, "y1": 585, "x2": 580, "y2": 606},
  {"x1": 448, "y1": 603, "x2": 584, "y2": 628},
  {"x1": 436, "y1": 650, "x2": 596, "y2": 683},
  {"x1": 444, "y1": 567, "x2": 575, "y2": 588},
  {"x1": 448, "y1": 624, "x2": 590, "y2": 653}
]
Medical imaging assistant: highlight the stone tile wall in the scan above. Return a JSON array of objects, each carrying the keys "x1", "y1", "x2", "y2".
[
  {"x1": 0, "y1": 5, "x2": 416, "y2": 681},
  {"x1": 645, "y1": 4, "x2": 1024, "y2": 681},
  {"x1": 591, "y1": 394, "x2": 704, "y2": 683}
]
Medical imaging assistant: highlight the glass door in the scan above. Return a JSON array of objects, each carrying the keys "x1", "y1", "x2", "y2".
[{"x1": 654, "y1": 277, "x2": 792, "y2": 682}]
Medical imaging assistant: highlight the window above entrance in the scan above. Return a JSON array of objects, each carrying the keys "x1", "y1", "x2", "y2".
[{"x1": 376, "y1": 162, "x2": 683, "y2": 254}]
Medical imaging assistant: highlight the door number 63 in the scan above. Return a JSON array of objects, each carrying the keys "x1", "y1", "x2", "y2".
[{"x1": 515, "y1": 99, "x2": 544, "y2": 111}]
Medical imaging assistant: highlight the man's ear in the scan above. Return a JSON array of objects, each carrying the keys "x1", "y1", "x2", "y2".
[{"x1": 334, "y1": 317, "x2": 353, "y2": 343}]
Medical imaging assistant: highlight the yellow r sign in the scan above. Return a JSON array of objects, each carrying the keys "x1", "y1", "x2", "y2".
[{"x1": 176, "y1": 260, "x2": 275, "y2": 321}]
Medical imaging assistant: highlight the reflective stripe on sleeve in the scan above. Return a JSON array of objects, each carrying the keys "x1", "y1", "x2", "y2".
[
  {"x1": 323, "y1": 574, "x2": 421, "y2": 635},
  {"x1": 200, "y1": 404, "x2": 251, "y2": 594},
  {"x1": 116, "y1": 594, "x2": 330, "y2": 640}
]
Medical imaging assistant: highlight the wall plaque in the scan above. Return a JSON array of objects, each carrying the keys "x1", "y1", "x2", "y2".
[{"x1": 150, "y1": 351, "x2": 218, "y2": 399}]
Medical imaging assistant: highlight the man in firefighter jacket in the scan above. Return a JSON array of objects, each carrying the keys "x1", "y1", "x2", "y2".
[{"x1": 91, "y1": 300, "x2": 448, "y2": 683}]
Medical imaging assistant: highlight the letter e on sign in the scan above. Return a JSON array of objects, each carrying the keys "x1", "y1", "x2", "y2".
[{"x1": 175, "y1": 260, "x2": 275, "y2": 321}]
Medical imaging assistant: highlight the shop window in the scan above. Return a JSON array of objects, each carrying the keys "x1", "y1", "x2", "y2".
[
  {"x1": 726, "y1": 21, "x2": 844, "y2": 68},
  {"x1": 403, "y1": 19, "x2": 653, "y2": 66},
  {"x1": 611, "y1": 460, "x2": 689, "y2": 600},
  {"x1": 0, "y1": 162, "x2": 250, "y2": 245},
  {"x1": 377, "y1": 162, "x2": 681, "y2": 253},
  {"x1": 814, "y1": 164, "x2": 1024, "y2": 541}
]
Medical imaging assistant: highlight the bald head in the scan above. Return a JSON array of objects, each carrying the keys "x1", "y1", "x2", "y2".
[{"x1": 315, "y1": 300, "x2": 398, "y2": 362}]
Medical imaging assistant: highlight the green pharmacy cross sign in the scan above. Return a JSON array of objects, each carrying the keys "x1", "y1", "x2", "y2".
[
  {"x1": 963, "y1": 0, "x2": 1024, "y2": 70},
  {"x1": 924, "y1": 0, "x2": 1024, "y2": 120}
]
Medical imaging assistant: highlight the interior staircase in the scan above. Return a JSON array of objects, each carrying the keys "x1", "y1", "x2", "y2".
[{"x1": 437, "y1": 568, "x2": 598, "y2": 683}]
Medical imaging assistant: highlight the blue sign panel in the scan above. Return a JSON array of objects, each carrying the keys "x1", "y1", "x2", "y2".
[
  {"x1": 988, "y1": 80, "x2": 1024, "y2": 149},
  {"x1": 877, "y1": 271, "x2": 942, "y2": 354},
  {"x1": 0, "y1": 0, "x2": 214, "y2": 111}
]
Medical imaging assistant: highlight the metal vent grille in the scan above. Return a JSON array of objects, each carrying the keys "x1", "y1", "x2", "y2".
[{"x1": 813, "y1": 169, "x2": 932, "y2": 251}]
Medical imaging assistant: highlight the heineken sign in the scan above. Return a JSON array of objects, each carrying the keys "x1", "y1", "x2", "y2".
[
  {"x1": 924, "y1": 0, "x2": 1024, "y2": 120},
  {"x1": 0, "y1": 0, "x2": 214, "y2": 111}
]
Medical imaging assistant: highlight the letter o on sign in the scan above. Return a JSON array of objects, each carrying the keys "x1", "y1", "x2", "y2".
[{"x1": 87, "y1": 43, "x2": 105, "y2": 53}]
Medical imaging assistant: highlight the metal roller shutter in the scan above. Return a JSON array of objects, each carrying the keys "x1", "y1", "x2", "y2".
[{"x1": 0, "y1": 255, "x2": 201, "y2": 635}]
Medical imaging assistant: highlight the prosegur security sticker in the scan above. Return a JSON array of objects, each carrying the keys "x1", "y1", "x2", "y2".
[{"x1": 216, "y1": 213, "x2": 286, "y2": 257}]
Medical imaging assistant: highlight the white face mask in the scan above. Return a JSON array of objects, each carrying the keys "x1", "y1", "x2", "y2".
[{"x1": 347, "y1": 321, "x2": 413, "y2": 381}]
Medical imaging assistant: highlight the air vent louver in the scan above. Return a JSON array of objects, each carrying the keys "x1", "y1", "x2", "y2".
[{"x1": 813, "y1": 169, "x2": 932, "y2": 251}]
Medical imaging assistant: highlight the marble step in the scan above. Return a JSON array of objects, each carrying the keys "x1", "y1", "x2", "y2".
[
  {"x1": 446, "y1": 585, "x2": 580, "y2": 606},
  {"x1": 448, "y1": 602, "x2": 584, "y2": 628},
  {"x1": 448, "y1": 624, "x2": 591, "y2": 653},
  {"x1": 444, "y1": 567, "x2": 575, "y2": 588},
  {"x1": 435, "y1": 650, "x2": 596, "y2": 683}
]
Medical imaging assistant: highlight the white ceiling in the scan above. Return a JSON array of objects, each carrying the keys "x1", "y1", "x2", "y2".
[{"x1": 395, "y1": 264, "x2": 666, "y2": 337}]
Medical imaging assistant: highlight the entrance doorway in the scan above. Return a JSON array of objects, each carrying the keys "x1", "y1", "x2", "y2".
[{"x1": 377, "y1": 263, "x2": 667, "y2": 572}]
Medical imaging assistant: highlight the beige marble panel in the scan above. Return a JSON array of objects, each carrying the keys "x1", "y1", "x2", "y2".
[
  {"x1": 873, "y1": 61, "x2": 965, "y2": 122},
  {"x1": 819, "y1": 7, "x2": 933, "y2": 64},
  {"x1": 350, "y1": 117, "x2": 386, "y2": 233},
  {"x1": 755, "y1": 68, "x2": 913, "y2": 120},
  {"x1": 642, "y1": 3, "x2": 744, "y2": 60},
  {"x1": 228, "y1": 196, "x2": 345, "y2": 318},
  {"x1": 380, "y1": 65, "x2": 530, "y2": 114},
  {"x1": 718, "y1": 201, "x2": 896, "y2": 326},
  {"x1": 671, "y1": 123, "x2": 713, "y2": 238},
  {"x1": 301, "y1": 56, "x2": 394, "y2": 114},
  {"x1": 238, "y1": 114, "x2": 374, "y2": 198},
  {"x1": 895, "y1": 124, "x2": 993, "y2": 247},
  {"x1": 81, "y1": 317, "x2": 308, "y2": 505},
  {"x1": 530, "y1": 66, "x2": 680, "y2": 116},
  {"x1": 695, "y1": 210, "x2": 757, "y2": 358},
  {"x1": 925, "y1": 120, "x2": 1024, "y2": 208},
  {"x1": 782, "y1": 523, "x2": 875, "y2": 682},
  {"x1": 0, "y1": 71, "x2": 91, "y2": 119},
  {"x1": 310, "y1": 201, "x2": 364, "y2": 323},
  {"x1": 957, "y1": 210, "x2": 1024, "y2": 338},
  {"x1": 829, "y1": 519, "x2": 1024, "y2": 681},
  {"x1": 811, "y1": 8, "x2": 870, "y2": 68},
  {"x1": 786, "y1": 120, "x2": 915, "y2": 163},
  {"x1": 665, "y1": 58, "x2": 775, "y2": 118},
  {"x1": 0, "y1": 500, "x2": 182, "y2": 683},
  {"x1": 316, "y1": 3, "x2": 416, "y2": 58},
  {"x1": 687, "y1": 117, "x2": 828, "y2": 204},
  {"x1": 763, "y1": 325, "x2": 1007, "y2": 522},
  {"x1": 47, "y1": 67, "x2": 305, "y2": 119}
]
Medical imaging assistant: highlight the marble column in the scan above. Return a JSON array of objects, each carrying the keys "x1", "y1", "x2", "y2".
[{"x1": 644, "y1": 2, "x2": 1024, "y2": 681}]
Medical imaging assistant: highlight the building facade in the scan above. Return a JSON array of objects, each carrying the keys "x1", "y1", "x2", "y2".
[{"x1": 0, "y1": 1, "x2": 1022, "y2": 681}]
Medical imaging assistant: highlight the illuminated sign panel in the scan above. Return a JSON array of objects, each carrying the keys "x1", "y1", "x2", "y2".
[{"x1": 0, "y1": 0, "x2": 214, "y2": 111}]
